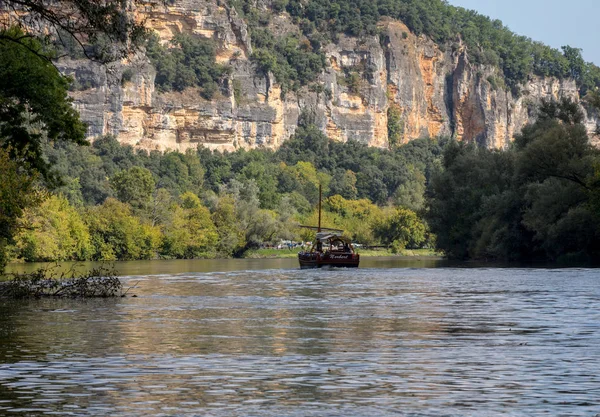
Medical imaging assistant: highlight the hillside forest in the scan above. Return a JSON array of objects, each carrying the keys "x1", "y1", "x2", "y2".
[
  {"x1": 2, "y1": 0, "x2": 600, "y2": 272},
  {"x1": 2, "y1": 97, "x2": 600, "y2": 268}
]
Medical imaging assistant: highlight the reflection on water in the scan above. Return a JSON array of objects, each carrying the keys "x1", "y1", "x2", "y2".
[
  {"x1": 4, "y1": 256, "x2": 448, "y2": 276},
  {"x1": 0, "y1": 266, "x2": 599, "y2": 416}
]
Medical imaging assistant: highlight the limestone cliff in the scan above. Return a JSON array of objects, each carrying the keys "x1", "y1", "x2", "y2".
[{"x1": 58, "y1": 1, "x2": 599, "y2": 152}]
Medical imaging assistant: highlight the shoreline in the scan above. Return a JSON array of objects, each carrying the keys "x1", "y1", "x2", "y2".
[{"x1": 243, "y1": 248, "x2": 442, "y2": 259}]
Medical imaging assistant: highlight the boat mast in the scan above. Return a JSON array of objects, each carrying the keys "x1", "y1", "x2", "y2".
[{"x1": 318, "y1": 184, "x2": 322, "y2": 233}]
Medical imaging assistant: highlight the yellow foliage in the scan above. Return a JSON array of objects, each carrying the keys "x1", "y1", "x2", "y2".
[
  {"x1": 14, "y1": 194, "x2": 93, "y2": 262},
  {"x1": 298, "y1": 195, "x2": 383, "y2": 245}
]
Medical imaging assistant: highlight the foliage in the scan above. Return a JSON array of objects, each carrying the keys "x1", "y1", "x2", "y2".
[
  {"x1": 250, "y1": 33, "x2": 326, "y2": 93},
  {"x1": 146, "y1": 32, "x2": 230, "y2": 99},
  {"x1": 235, "y1": 2, "x2": 326, "y2": 93},
  {"x1": 273, "y1": 0, "x2": 600, "y2": 93},
  {"x1": 427, "y1": 99, "x2": 600, "y2": 262},
  {"x1": 211, "y1": 195, "x2": 245, "y2": 257},
  {"x1": 161, "y1": 192, "x2": 218, "y2": 258},
  {"x1": 18, "y1": 122, "x2": 446, "y2": 263},
  {"x1": 14, "y1": 195, "x2": 93, "y2": 262},
  {"x1": 375, "y1": 207, "x2": 427, "y2": 252},
  {"x1": 387, "y1": 105, "x2": 403, "y2": 148},
  {"x1": 222, "y1": 180, "x2": 282, "y2": 255},
  {"x1": 85, "y1": 198, "x2": 161, "y2": 261},
  {"x1": 0, "y1": 149, "x2": 43, "y2": 272},
  {"x1": 393, "y1": 166, "x2": 426, "y2": 211},
  {"x1": 276, "y1": 126, "x2": 444, "y2": 204},
  {"x1": 110, "y1": 166, "x2": 155, "y2": 212},
  {"x1": 16, "y1": 123, "x2": 449, "y2": 264},
  {"x1": 0, "y1": 28, "x2": 87, "y2": 182}
]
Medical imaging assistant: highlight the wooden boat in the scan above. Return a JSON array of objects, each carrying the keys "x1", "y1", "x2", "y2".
[{"x1": 297, "y1": 186, "x2": 360, "y2": 269}]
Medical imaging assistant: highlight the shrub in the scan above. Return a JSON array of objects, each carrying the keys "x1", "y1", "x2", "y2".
[{"x1": 146, "y1": 32, "x2": 230, "y2": 99}]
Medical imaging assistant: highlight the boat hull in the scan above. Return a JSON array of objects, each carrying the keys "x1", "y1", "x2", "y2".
[{"x1": 298, "y1": 253, "x2": 360, "y2": 269}]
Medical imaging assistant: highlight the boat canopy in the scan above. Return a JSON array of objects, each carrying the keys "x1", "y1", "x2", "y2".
[{"x1": 316, "y1": 232, "x2": 351, "y2": 243}]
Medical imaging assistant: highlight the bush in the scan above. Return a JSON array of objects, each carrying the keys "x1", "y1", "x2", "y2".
[
  {"x1": 146, "y1": 32, "x2": 230, "y2": 99},
  {"x1": 121, "y1": 67, "x2": 134, "y2": 85}
]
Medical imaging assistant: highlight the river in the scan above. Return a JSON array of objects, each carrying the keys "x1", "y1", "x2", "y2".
[{"x1": 0, "y1": 259, "x2": 599, "y2": 416}]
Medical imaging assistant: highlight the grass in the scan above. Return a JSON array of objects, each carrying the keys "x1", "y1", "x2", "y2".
[{"x1": 244, "y1": 248, "x2": 302, "y2": 259}]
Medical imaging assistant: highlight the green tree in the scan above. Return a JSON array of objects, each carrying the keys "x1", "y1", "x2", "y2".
[
  {"x1": 86, "y1": 198, "x2": 161, "y2": 260},
  {"x1": 514, "y1": 100, "x2": 600, "y2": 261},
  {"x1": 329, "y1": 169, "x2": 358, "y2": 200},
  {"x1": 427, "y1": 99, "x2": 600, "y2": 262},
  {"x1": 14, "y1": 195, "x2": 92, "y2": 262},
  {"x1": 375, "y1": 207, "x2": 427, "y2": 252},
  {"x1": 110, "y1": 166, "x2": 155, "y2": 212},
  {"x1": 161, "y1": 192, "x2": 218, "y2": 258},
  {"x1": 0, "y1": 29, "x2": 89, "y2": 271},
  {"x1": 146, "y1": 32, "x2": 230, "y2": 99},
  {"x1": 212, "y1": 195, "x2": 245, "y2": 257},
  {"x1": 393, "y1": 166, "x2": 426, "y2": 211},
  {"x1": 426, "y1": 141, "x2": 516, "y2": 259},
  {"x1": 223, "y1": 180, "x2": 282, "y2": 255},
  {"x1": 0, "y1": 149, "x2": 42, "y2": 271},
  {"x1": 387, "y1": 105, "x2": 403, "y2": 148},
  {"x1": 0, "y1": 28, "x2": 87, "y2": 181}
]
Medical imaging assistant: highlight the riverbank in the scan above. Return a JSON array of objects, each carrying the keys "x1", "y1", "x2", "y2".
[
  {"x1": 3, "y1": 255, "x2": 449, "y2": 278},
  {"x1": 243, "y1": 248, "x2": 442, "y2": 259}
]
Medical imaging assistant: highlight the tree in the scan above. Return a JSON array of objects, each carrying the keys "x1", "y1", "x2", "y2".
[
  {"x1": 426, "y1": 99, "x2": 600, "y2": 262},
  {"x1": 375, "y1": 207, "x2": 427, "y2": 252},
  {"x1": 393, "y1": 166, "x2": 426, "y2": 211},
  {"x1": 329, "y1": 169, "x2": 358, "y2": 200},
  {"x1": 562, "y1": 46, "x2": 586, "y2": 86},
  {"x1": 222, "y1": 179, "x2": 283, "y2": 255},
  {"x1": 161, "y1": 192, "x2": 218, "y2": 259},
  {"x1": 14, "y1": 194, "x2": 92, "y2": 262},
  {"x1": 426, "y1": 141, "x2": 516, "y2": 259},
  {"x1": 146, "y1": 32, "x2": 230, "y2": 99},
  {"x1": 110, "y1": 166, "x2": 155, "y2": 212},
  {"x1": 0, "y1": 29, "x2": 90, "y2": 271},
  {"x1": 211, "y1": 195, "x2": 245, "y2": 257},
  {"x1": 0, "y1": 28, "x2": 87, "y2": 182},
  {"x1": 0, "y1": 148, "x2": 42, "y2": 271},
  {"x1": 85, "y1": 198, "x2": 160, "y2": 261}
]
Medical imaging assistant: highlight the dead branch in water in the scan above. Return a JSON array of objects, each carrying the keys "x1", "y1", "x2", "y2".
[{"x1": 0, "y1": 264, "x2": 133, "y2": 298}]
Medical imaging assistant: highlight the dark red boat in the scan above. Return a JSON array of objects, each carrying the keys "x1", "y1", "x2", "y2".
[
  {"x1": 298, "y1": 231, "x2": 360, "y2": 269},
  {"x1": 297, "y1": 185, "x2": 360, "y2": 269}
]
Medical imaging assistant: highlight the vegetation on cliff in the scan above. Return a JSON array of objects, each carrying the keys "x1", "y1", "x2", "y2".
[
  {"x1": 146, "y1": 33, "x2": 231, "y2": 99},
  {"x1": 227, "y1": 0, "x2": 600, "y2": 94}
]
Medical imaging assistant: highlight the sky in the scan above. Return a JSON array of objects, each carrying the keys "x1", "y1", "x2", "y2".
[{"x1": 447, "y1": 0, "x2": 600, "y2": 65}]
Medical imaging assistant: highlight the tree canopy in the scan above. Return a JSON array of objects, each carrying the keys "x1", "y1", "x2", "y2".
[
  {"x1": 427, "y1": 98, "x2": 600, "y2": 262},
  {"x1": 0, "y1": 27, "x2": 86, "y2": 181}
]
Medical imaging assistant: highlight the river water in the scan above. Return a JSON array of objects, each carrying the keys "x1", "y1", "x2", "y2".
[{"x1": 0, "y1": 259, "x2": 599, "y2": 416}]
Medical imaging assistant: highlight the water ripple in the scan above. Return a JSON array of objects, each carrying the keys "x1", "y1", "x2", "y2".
[{"x1": 0, "y1": 267, "x2": 599, "y2": 416}]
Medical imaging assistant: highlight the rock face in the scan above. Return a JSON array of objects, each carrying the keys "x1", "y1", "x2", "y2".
[{"x1": 60, "y1": 1, "x2": 599, "y2": 152}]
